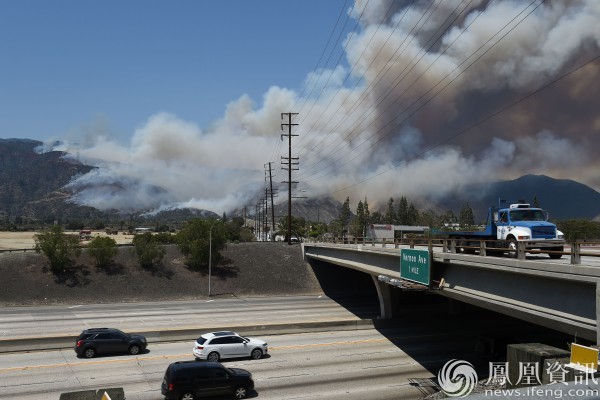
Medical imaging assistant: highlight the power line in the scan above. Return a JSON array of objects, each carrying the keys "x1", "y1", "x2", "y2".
[
  {"x1": 331, "y1": 53, "x2": 600, "y2": 193},
  {"x1": 301, "y1": 0, "x2": 542, "y2": 183}
]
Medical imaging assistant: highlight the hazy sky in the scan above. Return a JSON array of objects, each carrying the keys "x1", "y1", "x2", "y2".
[{"x1": 2, "y1": 0, "x2": 599, "y2": 214}]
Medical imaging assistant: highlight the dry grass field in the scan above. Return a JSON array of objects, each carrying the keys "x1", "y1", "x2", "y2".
[{"x1": 0, "y1": 231, "x2": 134, "y2": 251}]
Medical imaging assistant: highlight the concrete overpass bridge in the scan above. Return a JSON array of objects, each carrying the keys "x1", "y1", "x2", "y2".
[{"x1": 302, "y1": 240, "x2": 600, "y2": 344}]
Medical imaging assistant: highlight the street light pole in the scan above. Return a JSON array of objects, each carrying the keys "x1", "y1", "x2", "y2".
[{"x1": 208, "y1": 218, "x2": 219, "y2": 297}]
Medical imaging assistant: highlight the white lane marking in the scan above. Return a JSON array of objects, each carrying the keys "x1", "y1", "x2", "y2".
[
  {"x1": 68, "y1": 305, "x2": 83, "y2": 309},
  {"x1": 205, "y1": 300, "x2": 214, "y2": 303}
]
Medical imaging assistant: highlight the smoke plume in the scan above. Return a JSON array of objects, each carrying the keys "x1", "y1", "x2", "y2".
[{"x1": 63, "y1": 0, "x2": 600, "y2": 213}]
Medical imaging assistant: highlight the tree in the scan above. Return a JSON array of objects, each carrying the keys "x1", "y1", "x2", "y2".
[
  {"x1": 350, "y1": 200, "x2": 365, "y2": 238},
  {"x1": 532, "y1": 195, "x2": 540, "y2": 208},
  {"x1": 238, "y1": 227, "x2": 255, "y2": 242},
  {"x1": 176, "y1": 218, "x2": 226, "y2": 270},
  {"x1": 224, "y1": 216, "x2": 245, "y2": 242},
  {"x1": 370, "y1": 211, "x2": 383, "y2": 224},
  {"x1": 384, "y1": 198, "x2": 396, "y2": 224},
  {"x1": 363, "y1": 197, "x2": 370, "y2": 225},
  {"x1": 276, "y1": 215, "x2": 304, "y2": 241},
  {"x1": 34, "y1": 225, "x2": 81, "y2": 271},
  {"x1": 407, "y1": 203, "x2": 420, "y2": 225},
  {"x1": 133, "y1": 232, "x2": 166, "y2": 267},
  {"x1": 556, "y1": 219, "x2": 600, "y2": 241},
  {"x1": 418, "y1": 209, "x2": 442, "y2": 229},
  {"x1": 338, "y1": 197, "x2": 351, "y2": 237},
  {"x1": 397, "y1": 196, "x2": 409, "y2": 225},
  {"x1": 459, "y1": 202, "x2": 475, "y2": 227},
  {"x1": 307, "y1": 222, "x2": 327, "y2": 238},
  {"x1": 87, "y1": 236, "x2": 118, "y2": 267}
]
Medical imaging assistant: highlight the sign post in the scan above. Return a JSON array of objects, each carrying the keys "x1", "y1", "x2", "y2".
[{"x1": 400, "y1": 248, "x2": 430, "y2": 286}]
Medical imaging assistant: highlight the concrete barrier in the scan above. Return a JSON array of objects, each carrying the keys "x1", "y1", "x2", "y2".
[{"x1": 0, "y1": 319, "x2": 377, "y2": 354}]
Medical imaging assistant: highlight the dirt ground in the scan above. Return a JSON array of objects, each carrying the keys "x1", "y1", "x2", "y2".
[{"x1": 0, "y1": 241, "x2": 323, "y2": 306}]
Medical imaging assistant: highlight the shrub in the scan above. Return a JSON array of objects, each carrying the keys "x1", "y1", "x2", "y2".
[
  {"x1": 87, "y1": 236, "x2": 118, "y2": 267},
  {"x1": 176, "y1": 218, "x2": 225, "y2": 270},
  {"x1": 132, "y1": 232, "x2": 166, "y2": 267},
  {"x1": 34, "y1": 225, "x2": 81, "y2": 271}
]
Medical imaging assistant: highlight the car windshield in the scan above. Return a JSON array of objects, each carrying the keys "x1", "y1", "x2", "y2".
[
  {"x1": 509, "y1": 209, "x2": 546, "y2": 222},
  {"x1": 196, "y1": 337, "x2": 207, "y2": 345}
]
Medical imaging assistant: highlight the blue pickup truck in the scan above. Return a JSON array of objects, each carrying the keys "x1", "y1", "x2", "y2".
[{"x1": 439, "y1": 203, "x2": 565, "y2": 258}]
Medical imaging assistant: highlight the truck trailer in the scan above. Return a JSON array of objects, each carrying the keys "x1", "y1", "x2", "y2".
[{"x1": 438, "y1": 202, "x2": 565, "y2": 259}]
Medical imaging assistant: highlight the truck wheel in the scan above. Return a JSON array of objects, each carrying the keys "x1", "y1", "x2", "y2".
[
  {"x1": 507, "y1": 238, "x2": 518, "y2": 258},
  {"x1": 547, "y1": 247, "x2": 563, "y2": 259}
]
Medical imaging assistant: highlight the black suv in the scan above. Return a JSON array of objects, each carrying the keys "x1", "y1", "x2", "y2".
[
  {"x1": 74, "y1": 328, "x2": 147, "y2": 358},
  {"x1": 161, "y1": 361, "x2": 254, "y2": 400}
]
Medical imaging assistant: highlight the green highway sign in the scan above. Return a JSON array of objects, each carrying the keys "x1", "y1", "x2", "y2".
[{"x1": 400, "y1": 248, "x2": 430, "y2": 286}]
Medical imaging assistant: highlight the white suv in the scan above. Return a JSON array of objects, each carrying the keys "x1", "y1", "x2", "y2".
[{"x1": 193, "y1": 331, "x2": 268, "y2": 362}]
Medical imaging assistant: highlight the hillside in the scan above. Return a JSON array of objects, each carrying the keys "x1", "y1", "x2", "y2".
[
  {"x1": 0, "y1": 242, "x2": 322, "y2": 306},
  {"x1": 0, "y1": 138, "x2": 99, "y2": 221},
  {"x1": 1, "y1": 138, "x2": 599, "y2": 223},
  {"x1": 440, "y1": 175, "x2": 600, "y2": 221}
]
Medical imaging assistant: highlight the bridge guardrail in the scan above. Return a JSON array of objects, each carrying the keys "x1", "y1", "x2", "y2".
[{"x1": 306, "y1": 236, "x2": 600, "y2": 265}]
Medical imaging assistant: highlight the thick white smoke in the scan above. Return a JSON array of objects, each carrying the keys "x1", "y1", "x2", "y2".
[{"x1": 63, "y1": 0, "x2": 599, "y2": 214}]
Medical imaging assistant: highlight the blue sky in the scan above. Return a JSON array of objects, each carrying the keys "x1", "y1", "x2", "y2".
[
  {"x1": 1, "y1": 0, "x2": 350, "y2": 142},
  {"x1": 1, "y1": 1, "x2": 599, "y2": 213}
]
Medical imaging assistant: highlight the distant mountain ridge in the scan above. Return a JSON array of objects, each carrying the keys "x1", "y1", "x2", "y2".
[
  {"x1": 0, "y1": 138, "x2": 97, "y2": 221},
  {"x1": 0, "y1": 138, "x2": 599, "y2": 223},
  {"x1": 442, "y1": 174, "x2": 600, "y2": 221}
]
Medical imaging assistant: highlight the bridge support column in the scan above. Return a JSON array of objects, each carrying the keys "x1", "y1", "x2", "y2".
[{"x1": 371, "y1": 275, "x2": 393, "y2": 319}]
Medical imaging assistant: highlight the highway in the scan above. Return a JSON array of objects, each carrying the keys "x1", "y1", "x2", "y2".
[
  {"x1": 0, "y1": 296, "x2": 572, "y2": 400},
  {"x1": 0, "y1": 295, "x2": 378, "y2": 341},
  {"x1": 0, "y1": 323, "x2": 502, "y2": 400}
]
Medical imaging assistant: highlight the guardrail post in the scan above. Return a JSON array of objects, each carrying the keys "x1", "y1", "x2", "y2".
[
  {"x1": 517, "y1": 241, "x2": 526, "y2": 260},
  {"x1": 410, "y1": 239, "x2": 415, "y2": 249},
  {"x1": 382, "y1": 238, "x2": 386, "y2": 248},
  {"x1": 442, "y1": 239, "x2": 448, "y2": 253},
  {"x1": 570, "y1": 242, "x2": 581, "y2": 265},
  {"x1": 480, "y1": 240, "x2": 487, "y2": 257},
  {"x1": 395, "y1": 238, "x2": 399, "y2": 249},
  {"x1": 450, "y1": 239, "x2": 456, "y2": 253}
]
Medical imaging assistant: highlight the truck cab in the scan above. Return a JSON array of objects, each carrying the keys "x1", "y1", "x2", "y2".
[{"x1": 494, "y1": 203, "x2": 564, "y2": 258}]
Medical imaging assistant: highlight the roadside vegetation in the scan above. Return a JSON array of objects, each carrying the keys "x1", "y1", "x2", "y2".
[
  {"x1": 87, "y1": 236, "x2": 118, "y2": 268},
  {"x1": 176, "y1": 218, "x2": 226, "y2": 271},
  {"x1": 132, "y1": 232, "x2": 166, "y2": 267},
  {"x1": 34, "y1": 225, "x2": 81, "y2": 271}
]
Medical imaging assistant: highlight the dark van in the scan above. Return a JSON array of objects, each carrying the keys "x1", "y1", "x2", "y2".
[{"x1": 161, "y1": 361, "x2": 254, "y2": 400}]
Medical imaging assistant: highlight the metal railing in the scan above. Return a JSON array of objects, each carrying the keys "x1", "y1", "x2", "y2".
[{"x1": 305, "y1": 236, "x2": 600, "y2": 265}]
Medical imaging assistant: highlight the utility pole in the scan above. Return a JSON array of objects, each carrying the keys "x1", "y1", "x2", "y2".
[
  {"x1": 257, "y1": 202, "x2": 262, "y2": 241},
  {"x1": 281, "y1": 112, "x2": 298, "y2": 245},
  {"x1": 254, "y1": 204, "x2": 258, "y2": 240},
  {"x1": 264, "y1": 188, "x2": 269, "y2": 241},
  {"x1": 265, "y1": 162, "x2": 277, "y2": 242}
]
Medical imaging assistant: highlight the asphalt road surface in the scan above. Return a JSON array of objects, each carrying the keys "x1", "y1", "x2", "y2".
[
  {"x1": 0, "y1": 326, "x2": 483, "y2": 400},
  {"x1": 0, "y1": 295, "x2": 378, "y2": 340},
  {"x1": 0, "y1": 296, "x2": 573, "y2": 400}
]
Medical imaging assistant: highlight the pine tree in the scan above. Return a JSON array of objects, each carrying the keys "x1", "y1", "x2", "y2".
[
  {"x1": 351, "y1": 200, "x2": 365, "y2": 238},
  {"x1": 459, "y1": 202, "x2": 475, "y2": 227},
  {"x1": 385, "y1": 198, "x2": 396, "y2": 224},
  {"x1": 339, "y1": 197, "x2": 351, "y2": 238},
  {"x1": 407, "y1": 203, "x2": 419, "y2": 225},
  {"x1": 397, "y1": 196, "x2": 409, "y2": 225}
]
